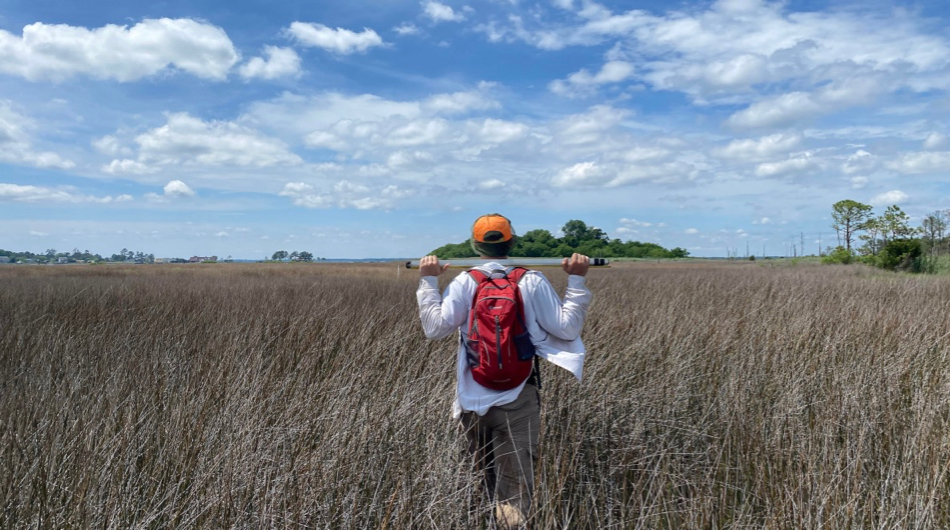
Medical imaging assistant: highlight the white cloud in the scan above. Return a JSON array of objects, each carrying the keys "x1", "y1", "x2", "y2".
[
  {"x1": 619, "y1": 217, "x2": 652, "y2": 227},
  {"x1": 131, "y1": 113, "x2": 302, "y2": 167},
  {"x1": 0, "y1": 183, "x2": 128, "y2": 203},
  {"x1": 726, "y1": 92, "x2": 824, "y2": 129},
  {"x1": 423, "y1": 1, "x2": 467, "y2": 23},
  {"x1": 850, "y1": 176, "x2": 868, "y2": 190},
  {"x1": 279, "y1": 180, "x2": 410, "y2": 210},
  {"x1": 164, "y1": 180, "x2": 195, "y2": 197},
  {"x1": 714, "y1": 133, "x2": 802, "y2": 161},
  {"x1": 144, "y1": 180, "x2": 197, "y2": 203},
  {"x1": 841, "y1": 150, "x2": 876, "y2": 175},
  {"x1": 0, "y1": 19, "x2": 239, "y2": 82},
  {"x1": 29, "y1": 230, "x2": 49, "y2": 237},
  {"x1": 92, "y1": 135, "x2": 133, "y2": 156},
  {"x1": 552, "y1": 161, "x2": 607, "y2": 187},
  {"x1": 239, "y1": 46, "x2": 301, "y2": 80},
  {"x1": 924, "y1": 132, "x2": 948, "y2": 150},
  {"x1": 479, "y1": 0, "x2": 950, "y2": 138},
  {"x1": 0, "y1": 101, "x2": 74, "y2": 169},
  {"x1": 887, "y1": 151, "x2": 950, "y2": 174},
  {"x1": 423, "y1": 89, "x2": 500, "y2": 114},
  {"x1": 287, "y1": 22, "x2": 385, "y2": 54},
  {"x1": 870, "y1": 190, "x2": 908, "y2": 206},
  {"x1": 755, "y1": 155, "x2": 817, "y2": 177},
  {"x1": 102, "y1": 159, "x2": 158, "y2": 175},
  {"x1": 685, "y1": 228, "x2": 699, "y2": 234},
  {"x1": 752, "y1": 217, "x2": 770, "y2": 224},
  {"x1": 394, "y1": 24, "x2": 420, "y2": 36},
  {"x1": 478, "y1": 179, "x2": 505, "y2": 190},
  {"x1": 549, "y1": 60, "x2": 635, "y2": 97}
]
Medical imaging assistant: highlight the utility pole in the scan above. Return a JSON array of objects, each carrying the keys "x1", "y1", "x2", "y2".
[
  {"x1": 800, "y1": 232, "x2": 805, "y2": 257},
  {"x1": 818, "y1": 232, "x2": 822, "y2": 256}
]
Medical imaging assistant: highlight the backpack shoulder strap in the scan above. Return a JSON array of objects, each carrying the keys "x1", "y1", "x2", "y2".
[
  {"x1": 507, "y1": 266, "x2": 529, "y2": 283},
  {"x1": 467, "y1": 268, "x2": 488, "y2": 283}
]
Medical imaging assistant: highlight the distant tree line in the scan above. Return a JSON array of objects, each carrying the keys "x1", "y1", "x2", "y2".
[
  {"x1": 823, "y1": 199, "x2": 947, "y2": 272},
  {"x1": 430, "y1": 219, "x2": 689, "y2": 259},
  {"x1": 269, "y1": 250, "x2": 319, "y2": 262},
  {"x1": 1, "y1": 248, "x2": 105, "y2": 264},
  {"x1": 1, "y1": 248, "x2": 164, "y2": 264}
]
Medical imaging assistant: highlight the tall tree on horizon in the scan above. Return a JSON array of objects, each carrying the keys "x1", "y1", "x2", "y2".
[{"x1": 831, "y1": 200, "x2": 873, "y2": 253}]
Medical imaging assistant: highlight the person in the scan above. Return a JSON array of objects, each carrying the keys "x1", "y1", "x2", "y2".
[{"x1": 416, "y1": 213, "x2": 592, "y2": 528}]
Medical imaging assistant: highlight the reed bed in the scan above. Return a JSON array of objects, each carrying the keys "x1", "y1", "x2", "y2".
[{"x1": 2, "y1": 261, "x2": 950, "y2": 528}]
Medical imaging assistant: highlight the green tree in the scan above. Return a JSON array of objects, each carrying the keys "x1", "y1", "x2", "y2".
[
  {"x1": 272, "y1": 250, "x2": 288, "y2": 261},
  {"x1": 298, "y1": 251, "x2": 314, "y2": 262},
  {"x1": 831, "y1": 200, "x2": 873, "y2": 253},
  {"x1": 881, "y1": 205, "x2": 917, "y2": 242},
  {"x1": 561, "y1": 219, "x2": 590, "y2": 247},
  {"x1": 921, "y1": 211, "x2": 947, "y2": 256}
]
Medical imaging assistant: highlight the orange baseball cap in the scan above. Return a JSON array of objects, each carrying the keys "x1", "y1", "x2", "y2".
[{"x1": 472, "y1": 214, "x2": 513, "y2": 243}]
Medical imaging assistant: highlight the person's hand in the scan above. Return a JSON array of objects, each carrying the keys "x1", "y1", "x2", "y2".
[
  {"x1": 562, "y1": 253, "x2": 590, "y2": 277},
  {"x1": 419, "y1": 255, "x2": 450, "y2": 277}
]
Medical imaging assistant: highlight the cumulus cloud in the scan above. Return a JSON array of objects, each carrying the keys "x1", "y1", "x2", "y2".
[
  {"x1": 754, "y1": 155, "x2": 817, "y2": 177},
  {"x1": 549, "y1": 60, "x2": 635, "y2": 97},
  {"x1": 924, "y1": 132, "x2": 948, "y2": 150},
  {"x1": 870, "y1": 190, "x2": 908, "y2": 206},
  {"x1": 423, "y1": 87, "x2": 500, "y2": 114},
  {"x1": 887, "y1": 151, "x2": 950, "y2": 174},
  {"x1": 144, "y1": 180, "x2": 196, "y2": 202},
  {"x1": 0, "y1": 101, "x2": 74, "y2": 169},
  {"x1": 481, "y1": 0, "x2": 950, "y2": 129},
  {"x1": 0, "y1": 19, "x2": 239, "y2": 82},
  {"x1": 164, "y1": 180, "x2": 196, "y2": 197},
  {"x1": 726, "y1": 92, "x2": 824, "y2": 130},
  {"x1": 0, "y1": 183, "x2": 129, "y2": 203},
  {"x1": 102, "y1": 159, "x2": 158, "y2": 175},
  {"x1": 125, "y1": 113, "x2": 302, "y2": 168},
  {"x1": 478, "y1": 179, "x2": 505, "y2": 190},
  {"x1": 92, "y1": 135, "x2": 133, "y2": 157},
  {"x1": 393, "y1": 23, "x2": 421, "y2": 36},
  {"x1": 423, "y1": 1, "x2": 467, "y2": 23},
  {"x1": 841, "y1": 150, "x2": 876, "y2": 175},
  {"x1": 279, "y1": 180, "x2": 412, "y2": 210},
  {"x1": 714, "y1": 133, "x2": 802, "y2": 161},
  {"x1": 850, "y1": 176, "x2": 868, "y2": 190},
  {"x1": 239, "y1": 46, "x2": 302, "y2": 80},
  {"x1": 551, "y1": 159, "x2": 692, "y2": 188},
  {"x1": 287, "y1": 22, "x2": 385, "y2": 54},
  {"x1": 685, "y1": 228, "x2": 699, "y2": 234},
  {"x1": 619, "y1": 217, "x2": 652, "y2": 227}
]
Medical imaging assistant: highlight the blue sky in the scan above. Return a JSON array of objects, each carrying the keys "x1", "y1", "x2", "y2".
[{"x1": 2, "y1": 0, "x2": 949, "y2": 258}]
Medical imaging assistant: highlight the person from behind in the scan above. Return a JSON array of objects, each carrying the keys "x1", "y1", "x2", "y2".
[{"x1": 416, "y1": 213, "x2": 592, "y2": 528}]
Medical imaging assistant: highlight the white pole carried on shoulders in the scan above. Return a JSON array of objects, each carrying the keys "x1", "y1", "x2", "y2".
[{"x1": 404, "y1": 257, "x2": 610, "y2": 269}]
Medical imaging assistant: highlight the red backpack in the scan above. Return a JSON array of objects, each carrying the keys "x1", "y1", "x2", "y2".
[{"x1": 464, "y1": 267, "x2": 536, "y2": 390}]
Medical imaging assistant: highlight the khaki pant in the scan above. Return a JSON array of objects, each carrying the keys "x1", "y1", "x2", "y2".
[{"x1": 459, "y1": 384, "x2": 540, "y2": 519}]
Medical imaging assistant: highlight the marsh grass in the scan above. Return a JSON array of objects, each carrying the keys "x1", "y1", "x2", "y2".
[{"x1": 3, "y1": 262, "x2": 950, "y2": 528}]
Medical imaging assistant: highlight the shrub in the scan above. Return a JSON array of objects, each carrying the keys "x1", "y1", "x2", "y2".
[
  {"x1": 877, "y1": 239, "x2": 922, "y2": 271},
  {"x1": 820, "y1": 246, "x2": 854, "y2": 265}
]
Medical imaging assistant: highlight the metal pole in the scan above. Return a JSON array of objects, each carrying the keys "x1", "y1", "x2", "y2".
[{"x1": 404, "y1": 257, "x2": 610, "y2": 269}]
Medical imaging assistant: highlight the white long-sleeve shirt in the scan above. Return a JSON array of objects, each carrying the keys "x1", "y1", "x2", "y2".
[{"x1": 417, "y1": 262, "x2": 592, "y2": 418}]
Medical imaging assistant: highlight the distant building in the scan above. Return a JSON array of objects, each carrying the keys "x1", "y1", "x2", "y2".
[
  {"x1": 189, "y1": 256, "x2": 218, "y2": 263},
  {"x1": 56, "y1": 257, "x2": 69, "y2": 264},
  {"x1": 0, "y1": 257, "x2": 10, "y2": 264}
]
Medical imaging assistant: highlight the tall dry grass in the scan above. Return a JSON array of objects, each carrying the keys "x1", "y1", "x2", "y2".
[{"x1": 2, "y1": 262, "x2": 950, "y2": 528}]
